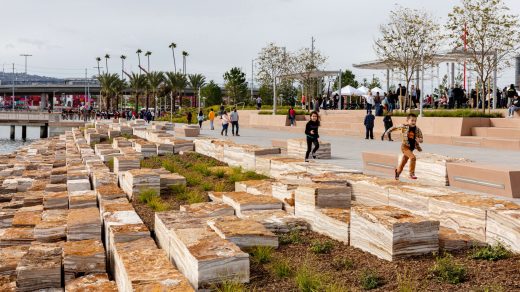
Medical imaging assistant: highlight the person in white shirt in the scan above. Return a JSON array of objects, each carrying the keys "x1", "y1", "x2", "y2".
[
  {"x1": 230, "y1": 108, "x2": 240, "y2": 136},
  {"x1": 365, "y1": 92, "x2": 375, "y2": 114},
  {"x1": 256, "y1": 97, "x2": 262, "y2": 110},
  {"x1": 221, "y1": 111, "x2": 229, "y2": 136}
]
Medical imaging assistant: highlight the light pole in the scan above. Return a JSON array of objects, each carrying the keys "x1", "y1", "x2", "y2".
[
  {"x1": 20, "y1": 54, "x2": 32, "y2": 85},
  {"x1": 273, "y1": 46, "x2": 286, "y2": 115},
  {"x1": 12, "y1": 63, "x2": 15, "y2": 110}
]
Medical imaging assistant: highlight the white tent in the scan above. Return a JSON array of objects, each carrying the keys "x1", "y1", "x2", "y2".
[
  {"x1": 357, "y1": 86, "x2": 369, "y2": 95},
  {"x1": 370, "y1": 87, "x2": 385, "y2": 96},
  {"x1": 341, "y1": 85, "x2": 363, "y2": 96}
]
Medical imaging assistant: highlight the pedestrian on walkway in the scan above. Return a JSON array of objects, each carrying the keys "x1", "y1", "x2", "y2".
[
  {"x1": 304, "y1": 111, "x2": 320, "y2": 162},
  {"x1": 230, "y1": 107, "x2": 240, "y2": 136},
  {"x1": 221, "y1": 111, "x2": 229, "y2": 136},
  {"x1": 256, "y1": 96, "x2": 262, "y2": 110},
  {"x1": 381, "y1": 112, "x2": 394, "y2": 141},
  {"x1": 219, "y1": 104, "x2": 225, "y2": 118},
  {"x1": 288, "y1": 106, "x2": 296, "y2": 127},
  {"x1": 186, "y1": 111, "x2": 192, "y2": 124},
  {"x1": 208, "y1": 108, "x2": 215, "y2": 130},
  {"x1": 384, "y1": 113, "x2": 423, "y2": 180},
  {"x1": 365, "y1": 92, "x2": 374, "y2": 114},
  {"x1": 197, "y1": 110, "x2": 204, "y2": 128},
  {"x1": 364, "y1": 110, "x2": 375, "y2": 140},
  {"x1": 508, "y1": 94, "x2": 520, "y2": 118}
]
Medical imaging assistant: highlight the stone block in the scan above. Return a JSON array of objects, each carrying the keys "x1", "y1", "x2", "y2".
[
  {"x1": 16, "y1": 243, "x2": 62, "y2": 291},
  {"x1": 63, "y1": 239, "x2": 106, "y2": 282},
  {"x1": 207, "y1": 216, "x2": 278, "y2": 248},
  {"x1": 68, "y1": 190, "x2": 97, "y2": 209},
  {"x1": 67, "y1": 207, "x2": 102, "y2": 241},
  {"x1": 295, "y1": 183, "x2": 351, "y2": 209},
  {"x1": 119, "y1": 169, "x2": 160, "y2": 201},
  {"x1": 34, "y1": 209, "x2": 68, "y2": 243},
  {"x1": 113, "y1": 156, "x2": 140, "y2": 175},
  {"x1": 222, "y1": 192, "x2": 282, "y2": 216},
  {"x1": 96, "y1": 184, "x2": 126, "y2": 202},
  {"x1": 235, "y1": 179, "x2": 273, "y2": 196},
  {"x1": 350, "y1": 205, "x2": 439, "y2": 261},
  {"x1": 486, "y1": 209, "x2": 520, "y2": 253},
  {"x1": 43, "y1": 191, "x2": 69, "y2": 210},
  {"x1": 64, "y1": 273, "x2": 117, "y2": 292},
  {"x1": 67, "y1": 179, "x2": 91, "y2": 193},
  {"x1": 239, "y1": 209, "x2": 308, "y2": 233},
  {"x1": 0, "y1": 228, "x2": 34, "y2": 247},
  {"x1": 287, "y1": 138, "x2": 331, "y2": 159}
]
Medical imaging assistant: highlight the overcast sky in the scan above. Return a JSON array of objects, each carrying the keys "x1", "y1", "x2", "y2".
[{"x1": 2, "y1": 0, "x2": 520, "y2": 90}]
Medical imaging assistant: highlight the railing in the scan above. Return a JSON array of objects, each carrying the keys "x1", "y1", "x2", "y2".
[{"x1": 0, "y1": 111, "x2": 61, "y2": 122}]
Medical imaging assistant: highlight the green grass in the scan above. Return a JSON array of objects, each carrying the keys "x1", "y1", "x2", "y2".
[
  {"x1": 121, "y1": 133, "x2": 133, "y2": 139},
  {"x1": 107, "y1": 157, "x2": 114, "y2": 172},
  {"x1": 470, "y1": 243, "x2": 511, "y2": 261},
  {"x1": 192, "y1": 162, "x2": 212, "y2": 176},
  {"x1": 214, "y1": 169, "x2": 226, "y2": 178},
  {"x1": 324, "y1": 282, "x2": 350, "y2": 292},
  {"x1": 213, "y1": 181, "x2": 227, "y2": 192},
  {"x1": 331, "y1": 257, "x2": 355, "y2": 271},
  {"x1": 137, "y1": 188, "x2": 159, "y2": 204},
  {"x1": 397, "y1": 269, "x2": 418, "y2": 292},
  {"x1": 309, "y1": 240, "x2": 334, "y2": 254},
  {"x1": 212, "y1": 279, "x2": 246, "y2": 292},
  {"x1": 185, "y1": 172, "x2": 203, "y2": 186},
  {"x1": 229, "y1": 167, "x2": 268, "y2": 183},
  {"x1": 147, "y1": 196, "x2": 170, "y2": 211},
  {"x1": 360, "y1": 269, "x2": 382, "y2": 290},
  {"x1": 295, "y1": 265, "x2": 323, "y2": 292},
  {"x1": 392, "y1": 109, "x2": 503, "y2": 118},
  {"x1": 251, "y1": 246, "x2": 274, "y2": 264},
  {"x1": 201, "y1": 181, "x2": 213, "y2": 191},
  {"x1": 279, "y1": 230, "x2": 303, "y2": 245},
  {"x1": 430, "y1": 253, "x2": 467, "y2": 284},
  {"x1": 270, "y1": 258, "x2": 292, "y2": 278},
  {"x1": 186, "y1": 190, "x2": 206, "y2": 204}
]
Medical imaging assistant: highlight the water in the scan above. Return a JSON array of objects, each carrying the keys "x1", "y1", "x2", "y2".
[{"x1": 0, "y1": 125, "x2": 42, "y2": 154}]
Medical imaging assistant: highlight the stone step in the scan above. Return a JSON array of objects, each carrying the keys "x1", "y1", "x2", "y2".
[
  {"x1": 63, "y1": 239, "x2": 106, "y2": 282},
  {"x1": 239, "y1": 209, "x2": 308, "y2": 233},
  {"x1": 222, "y1": 192, "x2": 283, "y2": 216},
  {"x1": 16, "y1": 242, "x2": 63, "y2": 291},
  {"x1": 207, "y1": 216, "x2": 279, "y2": 248},
  {"x1": 234, "y1": 179, "x2": 273, "y2": 196},
  {"x1": 472, "y1": 126, "x2": 520, "y2": 138},
  {"x1": 64, "y1": 273, "x2": 118, "y2": 292}
]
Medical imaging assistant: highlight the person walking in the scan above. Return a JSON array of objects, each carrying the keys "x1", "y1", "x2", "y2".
[
  {"x1": 384, "y1": 113, "x2": 424, "y2": 180},
  {"x1": 219, "y1": 103, "x2": 225, "y2": 118},
  {"x1": 364, "y1": 110, "x2": 375, "y2": 140},
  {"x1": 186, "y1": 111, "x2": 192, "y2": 124},
  {"x1": 381, "y1": 112, "x2": 394, "y2": 141},
  {"x1": 304, "y1": 111, "x2": 320, "y2": 162},
  {"x1": 365, "y1": 92, "x2": 374, "y2": 114},
  {"x1": 397, "y1": 84, "x2": 406, "y2": 111},
  {"x1": 230, "y1": 107, "x2": 240, "y2": 136},
  {"x1": 374, "y1": 92, "x2": 383, "y2": 116},
  {"x1": 221, "y1": 111, "x2": 229, "y2": 136},
  {"x1": 507, "y1": 84, "x2": 517, "y2": 108},
  {"x1": 197, "y1": 110, "x2": 204, "y2": 128},
  {"x1": 208, "y1": 108, "x2": 215, "y2": 130},
  {"x1": 288, "y1": 106, "x2": 296, "y2": 127},
  {"x1": 256, "y1": 96, "x2": 262, "y2": 110}
]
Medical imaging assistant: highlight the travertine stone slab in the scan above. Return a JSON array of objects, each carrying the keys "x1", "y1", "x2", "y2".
[
  {"x1": 155, "y1": 211, "x2": 249, "y2": 289},
  {"x1": 223, "y1": 144, "x2": 280, "y2": 171},
  {"x1": 16, "y1": 242, "x2": 62, "y2": 291},
  {"x1": 295, "y1": 183, "x2": 351, "y2": 209},
  {"x1": 43, "y1": 191, "x2": 69, "y2": 210},
  {"x1": 287, "y1": 138, "x2": 331, "y2": 159},
  {"x1": 106, "y1": 223, "x2": 150, "y2": 273},
  {"x1": 388, "y1": 184, "x2": 455, "y2": 217},
  {"x1": 239, "y1": 210, "x2": 308, "y2": 233},
  {"x1": 96, "y1": 184, "x2": 126, "y2": 201},
  {"x1": 222, "y1": 192, "x2": 282, "y2": 216},
  {"x1": 208, "y1": 216, "x2": 278, "y2": 248},
  {"x1": 350, "y1": 205, "x2": 439, "y2": 261},
  {"x1": 120, "y1": 169, "x2": 160, "y2": 200},
  {"x1": 160, "y1": 172, "x2": 186, "y2": 194},
  {"x1": 91, "y1": 171, "x2": 118, "y2": 189},
  {"x1": 113, "y1": 156, "x2": 140, "y2": 175},
  {"x1": 112, "y1": 237, "x2": 194, "y2": 292},
  {"x1": 179, "y1": 202, "x2": 235, "y2": 217},
  {"x1": 235, "y1": 179, "x2": 273, "y2": 196},
  {"x1": 428, "y1": 193, "x2": 520, "y2": 242},
  {"x1": 486, "y1": 209, "x2": 520, "y2": 253},
  {"x1": 34, "y1": 210, "x2": 68, "y2": 243},
  {"x1": 269, "y1": 157, "x2": 307, "y2": 177},
  {"x1": 439, "y1": 227, "x2": 484, "y2": 251},
  {"x1": 0, "y1": 245, "x2": 29, "y2": 276},
  {"x1": 67, "y1": 207, "x2": 102, "y2": 241},
  {"x1": 67, "y1": 179, "x2": 91, "y2": 193},
  {"x1": 12, "y1": 206, "x2": 42, "y2": 227},
  {"x1": 63, "y1": 239, "x2": 106, "y2": 282},
  {"x1": 0, "y1": 209, "x2": 15, "y2": 228},
  {"x1": 68, "y1": 190, "x2": 97, "y2": 209},
  {"x1": 65, "y1": 273, "x2": 117, "y2": 292},
  {"x1": 45, "y1": 183, "x2": 67, "y2": 193}
]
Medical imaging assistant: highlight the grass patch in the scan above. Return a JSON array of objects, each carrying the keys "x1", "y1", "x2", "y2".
[
  {"x1": 360, "y1": 269, "x2": 382, "y2": 290},
  {"x1": 332, "y1": 257, "x2": 355, "y2": 271},
  {"x1": 397, "y1": 269, "x2": 418, "y2": 292},
  {"x1": 325, "y1": 282, "x2": 350, "y2": 292},
  {"x1": 214, "y1": 169, "x2": 226, "y2": 178},
  {"x1": 201, "y1": 181, "x2": 213, "y2": 191},
  {"x1": 186, "y1": 190, "x2": 206, "y2": 204},
  {"x1": 138, "y1": 188, "x2": 159, "y2": 204},
  {"x1": 121, "y1": 133, "x2": 133, "y2": 139},
  {"x1": 213, "y1": 181, "x2": 228, "y2": 192},
  {"x1": 212, "y1": 279, "x2": 246, "y2": 292},
  {"x1": 269, "y1": 258, "x2": 292, "y2": 278},
  {"x1": 392, "y1": 109, "x2": 503, "y2": 118},
  {"x1": 309, "y1": 240, "x2": 333, "y2": 254},
  {"x1": 192, "y1": 162, "x2": 212, "y2": 176},
  {"x1": 279, "y1": 230, "x2": 303, "y2": 245},
  {"x1": 185, "y1": 172, "x2": 203, "y2": 186},
  {"x1": 470, "y1": 243, "x2": 511, "y2": 261},
  {"x1": 147, "y1": 196, "x2": 170, "y2": 211},
  {"x1": 229, "y1": 167, "x2": 268, "y2": 183},
  {"x1": 430, "y1": 253, "x2": 467, "y2": 284},
  {"x1": 295, "y1": 264, "x2": 323, "y2": 292},
  {"x1": 251, "y1": 246, "x2": 274, "y2": 264},
  {"x1": 107, "y1": 157, "x2": 114, "y2": 172}
]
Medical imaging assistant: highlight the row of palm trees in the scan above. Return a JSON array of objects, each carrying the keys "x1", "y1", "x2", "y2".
[
  {"x1": 95, "y1": 42, "x2": 195, "y2": 112},
  {"x1": 96, "y1": 71, "x2": 206, "y2": 113}
]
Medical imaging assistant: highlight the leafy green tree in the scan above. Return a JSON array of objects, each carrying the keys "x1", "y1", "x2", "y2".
[
  {"x1": 188, "y1": 73, "x2": 206, "y2": 107},
  {"x1": 333, "y1": 69, "x2": 359, "y2": 89},
  {"x1": 223, "y1": 67, "x2": 248, "y2": 104},
  {"x1": 258, "y1": 83, "x2": 273, "y2": 105},
  {"x1": 129, "y1": 72, "x2": 147, "y2": 112},
  {"x1": 201, "y1": 80, "x2": 223, "y2": 106},
  {"x1": 165, "y1": 71, "x2": 187, "y2": 110},
  {"x1": 278, "y1": 81, "x2": 298, "y2": 106}
]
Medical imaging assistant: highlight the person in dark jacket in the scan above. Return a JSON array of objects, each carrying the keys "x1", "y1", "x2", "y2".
[
  {"x1": 381, "y1": 112, "x2": 394, "y2": 141},
  {"x1": 304, "y1": 111, "x2": 320, "y2": 162},
  {"x1": 186, "y1": 111, "x2": 192, "y2": 124},
  {"x1": 364, "y1": 110, "x2": 375, "y2": 139}
]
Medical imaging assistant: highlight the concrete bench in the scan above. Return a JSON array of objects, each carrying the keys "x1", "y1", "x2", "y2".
[
  {"x1": 447, "y1": 163, "x2": 520, "y2": 198},
  {"x1": 176, "y1": 125, "x2": 200, "y2": 137}
]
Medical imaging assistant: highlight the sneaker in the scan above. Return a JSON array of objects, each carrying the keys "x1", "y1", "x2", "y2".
[
  {"x1": 312, "y1": 154, "x2": 317, "y2": 159},
  {"x1": 305, "y1": 159, "x2": 309, "y2": 162},
  {"x1": 381, "y1": 136, "x2": 384, "y2": 141},
  {"x1": 389, "y1": 139, "x2": 394, "y2": 141},
  {"x1": 236, "y1": 134, "x2": 240, "y2": 136},
  {"x1": 409, "y1": 174, "x2": 417, "y2": 180},
  {"x1": 394, "y1": 169, "x2": 400, "y2": 180}
]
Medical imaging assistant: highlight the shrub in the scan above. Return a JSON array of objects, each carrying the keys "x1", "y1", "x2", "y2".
[
  {"x1": 430, "y1": 253, "x2": 467, "y2": 284},
  {"x1": 147, "y1": 196, "x2": 169, "y2": 212},
  {"x1": 309, "y1": 240, "x2": 333, "y2": 254},
  {"x1": 325, "y1": 282, "x2": 350, "y2": 292},
  {"x1": 295, "y1": 265, "x2": 322, "y2": 292},
  {"x1": 169, "y1": 184, "x2": 187, "y2": 195},
  {"x1": 192, "y1": 163, "x2": 212, "y2": 176},
  {"x1": 121, "y1": 133, "x2": 133, "y2": 139},
  {"x1": 251, "y1": 246, "x2": 274, "y2": 264},
  {"x1": 138, "y1": 189, "x2": 159, "y2": 204},
  {"x1": 201, "y1": 182, "x2": 213, "y2": 191},
  {"x1": 213, "y1": 182, "x2": 227, "y2": 192},
  {"x1": 214, "y1": 169, "x2": 226, "y2": 178},
  {"x1": 470, "y1": 243, "x2": 511, "y2": 261},
  {"x1": 360, "y1": 269, "x2": 382, "y2": 290},
  {"x1": 185, "y1": 172, "x2": 203, "y2": 186},
  {"x1": 270, "y1": 258, "x2": 292, "y2": 278},
  {"x1": 397, "y1": 269, "x2": 418, "y2": 292},
  {"x1": 107, "y1": 158, "x2": 114, "y2": 172},
  {"x1": 279, "y1": 230, "x2": 303, "y2": 245},
  {"x1": 332, "y1": 257, "x2": 355, "y2": 270},
  {"x1": 186, "y1": 190, "x2": 206, "y2": 204},
  {"x1": 212, "y1": 279, "x2": 246, "y2": 292}
]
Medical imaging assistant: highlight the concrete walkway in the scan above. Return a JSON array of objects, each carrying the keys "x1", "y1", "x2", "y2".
[{"x1": 193, "y1": 122, "x2": 520, "y2": 171}]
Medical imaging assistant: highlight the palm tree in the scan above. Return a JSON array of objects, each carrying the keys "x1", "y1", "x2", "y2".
[
  {"x1": 95, "y1": 57, "x2": 102, "y2": 76},
  {"x1": 145, "y1": 51, "x2": 152, "y2": 72},
  {"x1": 168, "y1": 42, "x2": 177, "y2": 72},
  {"x1": 136, "y1": 49, "x2": 142, "y2": 74},
  {"x1": 188, "y1": 73, "x2": 206, "y2": 109},
  {"x1": 129, "y1": 72, "x2": 147, "y2": 112},
  {"x1": 165, "y1": 71, "x2": 187, "y2": 113},
  {"x1": 182, "y1": 51, "x2": 189, "y2": 74},
  {"x1": 146, "y1": 71, "x2": 164, "y2": 111},
  {"x1": 111, "y1": 78, "x2": 126, "y2": 110},
  {"x1": 97, "y1": 73, "x2": 119, "y2": 110},
  {"x1": 120, "y1": 55, "x2": 126, "y2": 81},
  {"x1": 104, "y1": 54, "x2": 110, "y2": 73}
]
